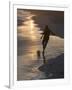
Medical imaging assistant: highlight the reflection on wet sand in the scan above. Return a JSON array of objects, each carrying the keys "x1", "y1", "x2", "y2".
[{"x1": 17, "y1": 29, "x2": 64, "y2": 80}]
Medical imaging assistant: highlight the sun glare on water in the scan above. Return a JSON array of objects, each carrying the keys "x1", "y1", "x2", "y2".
[
  {"x1": 29, "y1": 20, "x2": 37, "y2": 40},
  {"x1": 18, "y1": 15, "x2": 41, "y2": 41}
]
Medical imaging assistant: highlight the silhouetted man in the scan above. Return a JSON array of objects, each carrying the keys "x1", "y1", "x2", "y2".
[
  {"x1": 41, "y1": 25, "x2": 51, "y2": 55},
  {"x1": 41, "y1": 25, "x2": 56, "y2": 64}
]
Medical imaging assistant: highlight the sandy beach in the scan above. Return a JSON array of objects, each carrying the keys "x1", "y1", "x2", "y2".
[{"x1": 17, "y1": 36, "x2": 64, "y2": 80}]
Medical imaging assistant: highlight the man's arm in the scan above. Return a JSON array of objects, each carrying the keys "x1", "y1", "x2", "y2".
[
  {"x1": 40, "y1": 34, "x2": 43, "y2": 39},
  {"x1": 50, "y1": 30, "x2": 57, "y2": 36}
]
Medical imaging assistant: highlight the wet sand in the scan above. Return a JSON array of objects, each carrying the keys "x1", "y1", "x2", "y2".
[
  {"x1": 39, "y1": 53, "x2": 64, "y2": 79},
  {"x1": 17, "y1": 36, "x2": 64, "y2": 80}
]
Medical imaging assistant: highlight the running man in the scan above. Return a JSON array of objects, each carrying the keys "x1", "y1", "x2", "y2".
[{"x1": 41, "y1": 25, "x2": 56, "y2": 58}]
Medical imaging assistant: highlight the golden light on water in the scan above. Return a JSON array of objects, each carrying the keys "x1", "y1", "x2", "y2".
[
  {"x1": 29, "y1": 20, "x2": 34, "y2": 34},
  {"x1": 29, "y1": 19, "x2": 37, "y2": 40},
  {"x1": 18, "y1": 15, "x2": 41, "y2": 41},
  {"x1": 31, "y1": 35, "x2": 36, "y2": 40},
  {"x1": 30, "y1": 20, "x2": 34, "y2": 29}
]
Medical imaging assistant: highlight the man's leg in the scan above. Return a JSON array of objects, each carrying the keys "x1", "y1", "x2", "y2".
[
  {"x1": 43, "y1": 40, "x2": 48, "y2": 51},
  {"x1": 42, "y1": 41, "x2": 45, "y2": 55},
  {"x1": 42, "y1": 41, "x2": 47, "y2": 64},
  {"x1": 43, "y1": 40, "x2": 48, "y2": 55}
]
